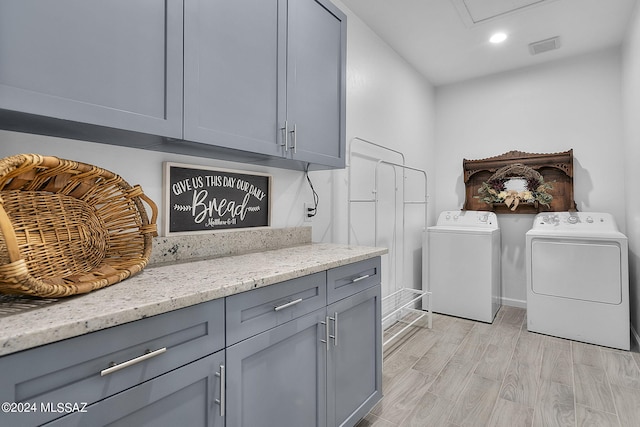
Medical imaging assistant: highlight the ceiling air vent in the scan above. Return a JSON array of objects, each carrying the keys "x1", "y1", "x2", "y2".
[{"x1": 528, "y1": 36, "x2": 561, "y2": 55}]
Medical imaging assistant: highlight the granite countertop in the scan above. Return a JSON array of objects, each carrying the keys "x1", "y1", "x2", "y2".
[{"x1": 0, "y1": 242, "x2": 386, "y2": 357}]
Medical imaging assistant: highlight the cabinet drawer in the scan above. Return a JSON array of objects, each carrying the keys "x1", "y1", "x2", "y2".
[
  {"x1": 327, "y1": 257, "x2": 381, "y2": 304},
  {"x1": 43, "y1": 350, "x2": 225, "y2": 427},
  {"x1": 226, "y1": 271, "x2": 327, "y2": 346},
  {"x1": 0, "y1": 298, "x2": 224, "y2": 427}
]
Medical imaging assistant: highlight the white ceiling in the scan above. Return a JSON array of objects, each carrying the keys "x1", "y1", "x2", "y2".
[{"x1": 340, "y1": 0, "x2": 638, "y2": 86}]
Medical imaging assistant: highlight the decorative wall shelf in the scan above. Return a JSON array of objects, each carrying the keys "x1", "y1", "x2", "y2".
[{"x1": 463, "y1": 150, "x2": 577, "y2": 214}]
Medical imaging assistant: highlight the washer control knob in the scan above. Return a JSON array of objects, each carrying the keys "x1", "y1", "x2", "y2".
[
  {"x1": 479, "y1": 214, "x2": 488, "y2": 223},
  {"x1": 445, "y1": 213, "x2": 451, "y2": 220},
  {"x1": 586, "y1": 216, "x2": 594, "y2": 223},
  {"x1": 567, "y1": 215, "x2": 579, "y2": 224},
  {"x1": 453, "y1": 215, "x2": 459, "y2": 220}
]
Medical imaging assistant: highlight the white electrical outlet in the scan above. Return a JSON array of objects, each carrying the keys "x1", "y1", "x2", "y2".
[{"x1": 304, "y1": 202, "x2": 313, "y2": 222}]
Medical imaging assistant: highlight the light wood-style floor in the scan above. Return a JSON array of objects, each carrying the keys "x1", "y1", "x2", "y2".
[{"x1": 357, "y1": 306, "x2": 640, "y2": 427}]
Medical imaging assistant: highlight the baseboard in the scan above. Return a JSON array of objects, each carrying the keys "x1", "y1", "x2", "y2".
[{"x1": 501, "y1": 297, "x2": 526, "y2": 308}]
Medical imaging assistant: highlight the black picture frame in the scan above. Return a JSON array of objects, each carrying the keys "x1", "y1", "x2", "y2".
[{"x1": 163, "y1": 162, "x2": 272, "y2": 235}]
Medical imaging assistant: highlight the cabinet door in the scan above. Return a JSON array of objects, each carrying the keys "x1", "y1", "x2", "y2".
[
  {"x1": 0, "y1": 0, "x2": 183, "y2": 138},
  {"x1": 226, "y1": 308, "x2": 327, "y2": 427},
  {"x1": 183, "y1": 0, "x2": 286, "y2": 157},
  {"x1": 286, "y1": 0, "x2": 346, "y2": 167},
  {"x1": 43, "y1": 351, "x2": 225, "y2": 427},
  {"x1": 327, "y1": 285, "x2": 382, "y2": 427}
]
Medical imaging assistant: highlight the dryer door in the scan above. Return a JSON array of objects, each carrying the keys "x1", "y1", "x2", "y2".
[{"x1": 530, "y1": 239, "x2": 622, "y2": 304}]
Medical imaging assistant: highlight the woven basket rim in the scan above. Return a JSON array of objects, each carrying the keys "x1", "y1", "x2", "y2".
[{"x1": 0, "y1": 153, "x2": 157, "y2": 298}]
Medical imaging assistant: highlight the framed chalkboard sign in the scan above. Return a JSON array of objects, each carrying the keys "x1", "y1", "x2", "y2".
[{"x1": 163, "y1": 162, "x2": 271, "y2": 235}]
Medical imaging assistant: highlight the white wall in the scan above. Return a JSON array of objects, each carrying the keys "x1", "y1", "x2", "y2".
[
  {"x1": 0, "y1": 1, "x2": 437, "y2": 298},
  {"x1": 435, "y1": 47, "x2": 625, "y2": 306},
  {"x1": 622, "y1": 2, "x2": 640, "y2": 339}
]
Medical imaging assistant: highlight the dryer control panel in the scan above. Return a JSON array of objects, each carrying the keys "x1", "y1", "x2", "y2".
[
  {"x1": 532, "y1": 212, "x2": 620, "y2": 232},
  {"x1": 436, "y1": 210, "x2": 498, "y2": 228}
]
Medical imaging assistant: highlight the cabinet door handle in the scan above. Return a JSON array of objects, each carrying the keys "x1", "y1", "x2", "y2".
[
  {"x1": 281, "y1": 120, "x2": 289, "y2": 152},
  {"x1": 289, "y1": 124, "x2": 297, "y2": 154},
  {"x1": 100, "y1": 347, "x2": 167, "y2": 376},
  {"x1": 320, "y1": 316, "x2": 329, "y2": 350},
  {"x1": 352, "y1": 274, "x2": 371, "y2": 283},
  {"x1": 274, "y1": 298, "x2": 303, "y2": 311},
  {"x1": 329, "y1": 312, "x2": 338, "y2": 347},
  {"x1": 215, "y1": 364, "x2": 226, "y2": 417}
]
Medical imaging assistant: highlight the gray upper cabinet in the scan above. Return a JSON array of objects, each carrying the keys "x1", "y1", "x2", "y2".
[
  {"x1": 0, "y1": 0, "x2": 346, "y2": 169},
  {"x1": 183, "y1": 0, "x2": 346, "y2": 168},
  {"x1": 183, "y1": 0, "x2": 286, "y2": 158},
  {"x1": 286, "y1": 0, "x2": 347, "y2": 167},
  {"x1": 0, "y1": 0, "x2": 184, "y2": 139}
]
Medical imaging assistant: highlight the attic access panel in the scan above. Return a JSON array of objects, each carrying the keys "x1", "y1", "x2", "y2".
[
  {"x1": 451, "y1": 0, "x2": 559, "y2": 26},
  {"x1": 463, "y1": 150, "x2": 576, "y2": 214}
]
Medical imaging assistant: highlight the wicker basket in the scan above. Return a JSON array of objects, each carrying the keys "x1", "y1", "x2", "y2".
[{"x1": 0, "y1": 154, "x2": 158, "y2": 298}]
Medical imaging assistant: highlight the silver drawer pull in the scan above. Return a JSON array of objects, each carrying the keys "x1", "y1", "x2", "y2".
[
  {"x1": 352, "y1": 274, "x2": 371, "y2": 283},
  {"x1": 100, "y1": 347, "x2": 167, "y2": 376},
  {"x1": 274, "y1": 298, "x2": 303, "y2": 311}
]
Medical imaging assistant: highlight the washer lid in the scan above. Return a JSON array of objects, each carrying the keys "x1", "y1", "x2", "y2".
[{"x1": 434, "y1": 210, "x2": 499, "y2": 229}]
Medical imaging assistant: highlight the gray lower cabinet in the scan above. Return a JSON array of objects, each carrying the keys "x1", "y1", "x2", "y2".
[
  {"x1": 0, "y1": 257, "x2": 381, "y2": 427},
  {"x1": 43, "y1": 350, "x2": 225, "y2": 427},
  {"x1": 0, "y1": 0, "x2": 184, "y2": 139},
  {"x1": 0, "y1": 298, "x2": 225, "y2": 427},
  {"x1": 327, "y1": 257, "x2": 382, "y2": 304},
  {"x1": 225, "y1": 257, "x2": 382, "y2": 427},
  {"x1": 226, "y1": 309, "x2": 328, "y2": 427},
  {"x1": 327, "y1": 285, "x2": 382, "y2": 427},
  {"x1": 225, "y1": 271, "x2": 328, "y2": 346}
]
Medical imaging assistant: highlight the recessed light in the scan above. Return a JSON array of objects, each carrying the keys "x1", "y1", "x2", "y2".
[{"x1": 489, "y1": 32, "x2": 508, "y2": 44}]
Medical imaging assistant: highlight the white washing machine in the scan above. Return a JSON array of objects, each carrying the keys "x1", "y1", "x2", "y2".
[
  {"x1": 427, "y1": 210, "x2": 501, "y2": 323},
  {"x1": 526, "y1": 212, "x2": 629, "y2": 350}
]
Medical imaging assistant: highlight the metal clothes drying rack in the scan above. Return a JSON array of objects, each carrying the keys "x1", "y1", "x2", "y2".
[{"x1": 347, "y1": 137, "x2": 432, "y2": 347}]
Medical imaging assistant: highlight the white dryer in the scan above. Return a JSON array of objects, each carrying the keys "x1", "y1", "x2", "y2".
[
  {"x1": 526, "y1": 212, "x2": 629, "y2": 350},
  {"x1": 427, "y1": 210, "x2": 501, "y2": 323}
]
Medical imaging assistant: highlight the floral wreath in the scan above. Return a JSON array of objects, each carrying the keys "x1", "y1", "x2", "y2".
[{"x1": 478, "y1": 164, "x2": 553, "y2": 211}]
